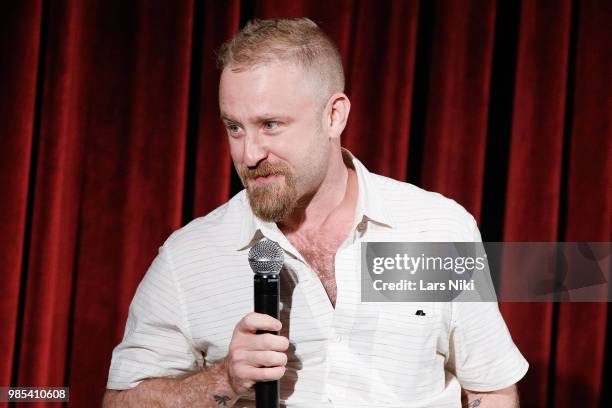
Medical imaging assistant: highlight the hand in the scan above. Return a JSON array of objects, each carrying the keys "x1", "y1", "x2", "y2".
[{"x1": 224, "y1": 312, "x2": 289, "y2": 396}]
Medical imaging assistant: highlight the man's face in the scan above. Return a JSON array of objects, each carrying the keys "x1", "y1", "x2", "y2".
[{"x1": 219, "y1": 61, "x2": 331, "y2": 222}]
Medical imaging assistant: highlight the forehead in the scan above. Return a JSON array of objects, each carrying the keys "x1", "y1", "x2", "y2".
[{"x1": 219, "y1": 61, "x2": 320, "y2": 120}]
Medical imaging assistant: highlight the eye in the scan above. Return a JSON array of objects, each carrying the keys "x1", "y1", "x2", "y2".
[
  {"x1": 226, "y1": 123, "x2": 242, "y2": 135},
  {"x1": 263, "y1": 121, "x2": 279, "y2": 130}
]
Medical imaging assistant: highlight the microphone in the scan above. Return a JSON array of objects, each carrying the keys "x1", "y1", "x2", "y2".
[{"x1": 248, "y1": 239, "x2": 284, "y2": 408}]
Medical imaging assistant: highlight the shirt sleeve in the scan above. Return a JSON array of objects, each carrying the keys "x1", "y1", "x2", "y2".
[
  {"x1": 445, "y1": 215, "x2": 529, "y2": 391},
  {"x1": 447, "y1": 301, "x2": 528, "y2": 391},
  {"x1": 106, "y1": 244, "x2": 201, "y2": 390}
]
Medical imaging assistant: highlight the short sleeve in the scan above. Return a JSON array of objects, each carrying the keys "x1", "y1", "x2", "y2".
[
  {"x1": 445, "y1": 214, "x2": 528, "y2": 391},
  {"x1": 447, "y1": 301, "x2": 529, "y2": 391},
  {"x1": 106, "y1": 245, "x2": 201, "y2": 390}
]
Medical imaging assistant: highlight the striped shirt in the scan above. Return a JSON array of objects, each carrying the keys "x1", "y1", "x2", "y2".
[{"x1": 107, "y1": 148, "x2": 528, "y2": 407}]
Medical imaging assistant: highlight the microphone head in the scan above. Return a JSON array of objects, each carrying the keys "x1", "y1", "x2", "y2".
[{"x1": 248, "y1": 239, "x2": 284, "y2": 275}]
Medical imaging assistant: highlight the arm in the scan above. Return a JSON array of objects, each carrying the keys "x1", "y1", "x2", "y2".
[
  {"x1": 102, "y1": 359, "x2": 239, "y2": 408},
  {"x1": 461, "y1": 384, "x2": 519, "y2": 408},
  {"x1": 103, "y1": 313, "x2": 288, "y2": 408},
  {"x1": 103, "y1": 359, "x2": 244, "y2": 408}
]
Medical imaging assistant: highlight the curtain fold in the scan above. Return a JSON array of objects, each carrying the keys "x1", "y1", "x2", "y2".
[
  {"x1": 340, "y1": 0, "x2": 419, "y2": 180},
  {"x1": 419, "y1": 0, "x2": 496, "y2": 219},
  {"x1": 1, "y1": 1, "x2": 610, "y2": 407},
  {"x1": 499, "y1": 1, "x2": 573, "y2": 406},
  {"x1": 0, "y1": 0, "x2": 43, "y2": 390},
  {"x1": 16, "y1": 0, "x2": 87, "y2": 391},
  {"x1": 553, "y1": 1, "x2": 612, "y2": 406},
  {"x1": 192, "y1": 0, "x2": 241, "y2": 217}
]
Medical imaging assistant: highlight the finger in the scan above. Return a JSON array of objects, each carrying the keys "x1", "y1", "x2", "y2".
[
  {"x1": 247, "y1": 350, "x2": 287, "y2": 368},
  {"x1": 252, "y1": 333, "x2": 290, "y2": 352},
  {"x1": 237, "y1": 313, "x2": 282, "y2": 333},
  {"x1": 244, "y1": 365, "x2": 287, "y2": 382}
]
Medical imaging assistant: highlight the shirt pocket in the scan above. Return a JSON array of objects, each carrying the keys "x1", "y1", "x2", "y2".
[{"x1": 369, "y1": 303, "x2": 445, "y2": 401}]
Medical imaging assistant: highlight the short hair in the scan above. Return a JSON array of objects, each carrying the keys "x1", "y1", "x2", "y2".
[{"x1": 217, "y1": 17, "x2": 345, "y2": 103}]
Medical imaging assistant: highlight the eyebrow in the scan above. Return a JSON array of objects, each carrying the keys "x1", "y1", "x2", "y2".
[
  {"x1": 220, "y1": 112, "x2": 238, "y2": 122},
  {"x1": 220, "y1": 113, "x2": 291, "y2": 124},
  {"x1": 220, "y1": 115, "x2": 238, "y2": 124}
]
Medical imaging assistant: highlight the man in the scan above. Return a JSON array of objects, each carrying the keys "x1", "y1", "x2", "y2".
[{"x1": 103, "y1": 18, "x2": 528, "y2": 407}]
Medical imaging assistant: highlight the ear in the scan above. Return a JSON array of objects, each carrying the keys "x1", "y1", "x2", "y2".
[{"x1": 324, "y1": 93, "x2": 351, "y2": 140}]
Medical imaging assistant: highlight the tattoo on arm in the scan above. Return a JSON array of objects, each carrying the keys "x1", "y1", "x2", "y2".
[
  {"x1": 214, "y1": 395, "x2": 231, "y2": 406},
  {"x1": 463, "y1": 397, "x2": 482, "y2": 407}
]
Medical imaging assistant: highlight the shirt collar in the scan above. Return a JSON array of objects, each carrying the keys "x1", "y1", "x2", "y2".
[
  {"x1": 237, "y1": 147, "x2": 394, "y2": 251},
  {"x1": 341, "y1": 147, "x2": 394, "y2": 230}
]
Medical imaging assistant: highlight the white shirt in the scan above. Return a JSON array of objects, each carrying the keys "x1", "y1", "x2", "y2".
[{"x1": 107, "y1": 149, "x2": 528, "y2": 407}]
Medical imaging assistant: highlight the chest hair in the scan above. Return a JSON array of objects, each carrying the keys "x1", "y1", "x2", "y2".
[{"x1": 288, "y1": 231, "x2": 344, "y2": 307}]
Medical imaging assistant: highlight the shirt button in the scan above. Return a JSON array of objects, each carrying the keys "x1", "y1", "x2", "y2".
[{"x1": 357, "y1": 221, "x2": 367, "y2": 232}]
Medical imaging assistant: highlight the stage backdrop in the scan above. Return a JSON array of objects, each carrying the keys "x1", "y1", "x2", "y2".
[{"x1": 1, "y1": 1, "x2": 610, "y2": 407}]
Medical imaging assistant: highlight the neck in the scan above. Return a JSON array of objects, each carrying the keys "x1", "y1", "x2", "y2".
[{"x1": 279, "y1": 149, "x2": 357, "y2": 234}]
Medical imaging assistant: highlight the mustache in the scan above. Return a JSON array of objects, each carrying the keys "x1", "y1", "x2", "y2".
[{"x1": 240, "y1": 161, "x2": 292, "y2": 180}]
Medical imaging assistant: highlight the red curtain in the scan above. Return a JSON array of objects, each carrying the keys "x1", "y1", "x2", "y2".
[{"x1": 1, "y1": 1, "x2": 610, "y2": 407}]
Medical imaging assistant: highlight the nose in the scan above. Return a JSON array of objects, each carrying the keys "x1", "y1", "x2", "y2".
[{"x1": 243, "y1": 132, "x2": 268, "y2": 167}]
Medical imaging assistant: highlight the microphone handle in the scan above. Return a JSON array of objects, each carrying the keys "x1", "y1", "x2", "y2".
[{"x1": 254, "y1": 273, "x2": 280, "y2": 408}]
